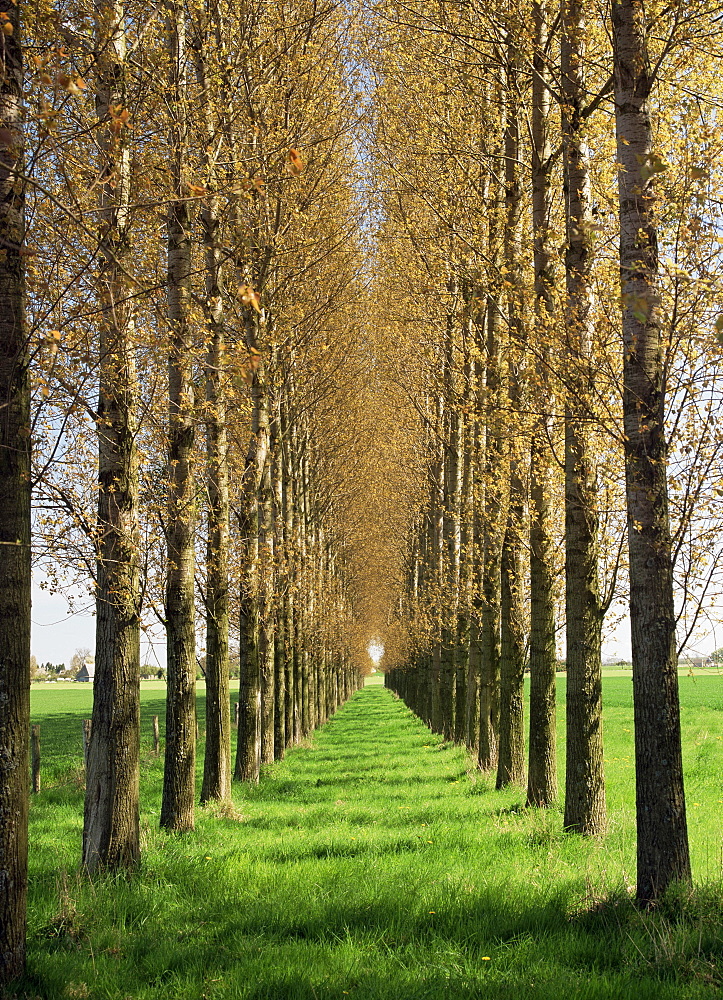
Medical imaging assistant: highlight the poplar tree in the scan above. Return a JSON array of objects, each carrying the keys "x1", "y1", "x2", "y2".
[
  {"x1": 612, "y1": 0, "x2": 691, "y2": 903},
  {"x1": 161, "y1": 0, "x2": 197, "y2": 832},
  {"x1": 83, "y1": 0, "x2": 141, "y2": 872},
  {"x1": 0, "y1": 0, "x2": 30, "y2": 979},
  {"x1": 561, "y1": 0, "x2": 606, "y2": 837}
]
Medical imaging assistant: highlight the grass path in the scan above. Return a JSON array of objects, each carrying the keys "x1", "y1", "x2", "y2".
[{"x1": 16, "y1": 680, "x2": 723, "y2": 999}]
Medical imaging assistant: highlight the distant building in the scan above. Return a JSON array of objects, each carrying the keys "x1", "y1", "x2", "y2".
[
  {"x1": 680, "y1": 653, "x2": 714, "y2": 670},
  {"x1": 75, "y1": 659, "x2": 95, "y2": 682}
]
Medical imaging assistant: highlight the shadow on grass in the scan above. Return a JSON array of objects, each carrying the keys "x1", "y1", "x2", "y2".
[{"x1": 16, "y1": 684, "x2": 723, "y2": 1000}]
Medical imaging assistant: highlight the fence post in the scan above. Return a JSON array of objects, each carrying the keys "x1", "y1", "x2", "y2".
[
  {"x1": 152, "y1": 715, "x2": 160, "y2": 755},
  {"x1": 234, "y1": 702, "x2": 239, "y2": 727},
  {"x1": 31, "y1": 724, "x2": 40, "y2": 793}
]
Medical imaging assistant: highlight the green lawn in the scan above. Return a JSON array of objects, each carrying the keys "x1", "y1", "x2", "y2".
[{"x1": 9, "y1": 674, "x2": 723, "y2": 999}]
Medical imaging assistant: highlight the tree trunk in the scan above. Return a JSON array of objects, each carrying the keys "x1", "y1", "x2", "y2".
[
  {"x1": 526, "y1": 0, "x2": 557, "y2": 808},
  {"x1": 234, "y1": 353, "x2": 269, "y2": 781},
  {"x1": 612, "y1": 0, "x2": 690, "y2": 903},
  {"x1": 235, "y1": 480, "x2": 261, "y2": 781},
  {"x1": 561, "y1": 0, "x2": 605, "y2": 836},
  {"x1": 495, "y1": 35, "x2": 524, "y2": 777},
  {"x1": 0, "y1": 0, "x2": 30, "y2": 979},
  {"x1": 195, "y1": 29, "x2": 231, "y2": 806},
  {"x1": 272, "y1": 408, "x2": 286, "y2": 759},
  {"x1": 430, "y1": 397, "x2": 445, "y2": 735},
  {"x1": 440, "y1": 300, "x2": 461, "y2": 742},
  {"x1": 161, "y1": 2, "x2": 196, "y2": 832},
  {"x1": 456, "y1": 339, "x2": 474, "y2": 744},
  {"x1": 259, "y1": 424, "x2": 275, "y2": 765},
  {"x1": 281, "y1": 394, "x2": 296, "y2": 746},
  {"x1": 83, "y1": 0, "x2": 141, "y2": 872}
]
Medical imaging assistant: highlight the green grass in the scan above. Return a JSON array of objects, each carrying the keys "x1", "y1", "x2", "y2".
[{"x1": 7, "y1": 674, "x2": 723, "y2": 999}]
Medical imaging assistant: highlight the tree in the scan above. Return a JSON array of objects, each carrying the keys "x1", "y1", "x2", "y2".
[
  {"x1": 561, "y1": 0, "x2": 606, "y2": 837},
  {"x1": 0, "y1": 0, "x2": 31, "y2": 980},
  {"x1": 194, "y1": 4, "x2": 231, "y2": 806},
  {"x1": 83, "y1": 0, "x2": 142, "y2": 874},
  {"x1": 612, "y1": 0, "x2": 690, "y2": 903},
  {"x1": 161, "y1": 0, "x2": 197, "y2": 832},
  {"x1": 526, "y1": 0, "x2": 558, "y2": 808}
]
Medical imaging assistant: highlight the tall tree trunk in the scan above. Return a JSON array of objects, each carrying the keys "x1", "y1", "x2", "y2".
[
  {"x1": 195, "y1": 24, "x2": 231, "y2": 806},
  {"x1": 291, "y1": 418, "x2": 304, "y2": 742},
  {"x1": 300, "y1": 445, "x2": 314, "y2": 734},
  {"x1": 430, "y1": 397, "x2": 445, "y2": 734},
  {"x1": 161, "y1": 2, "x2": 196, "y2": 831},
  {"x1": 612, "y1": 0, "x2": 690, "y2": 903},
  {"x1": 440, "y1": 298, "x2": 461, "y2": 741},
  {"x1": 0, "y1": 0, "x2": 30, "y2": 979},
  {"x1": 83, "y1": 0, "x2": 141, "y2": 871},
  {"x1": 483, "y1": 116, "x2": 514, "y2": 780},
  {"x1": 562, "y1": 0, "x2": 605, "y2": 836},
  {"x1": 526, "y1": 1, "x2": 557, "y2": 808},
  {"x1": 495, "y1": 36, "x2": 525, "y2": 777},
  {"x1": 272, "y1": 406, "x2": 286, "y2": 759},
  {"x1": 281, "y1": 393, "x2": 297, "y2": 746},
  {"x1": 235, "y1": 473, "x2": 261, "y2": 781},
  {"x1": 456, "y1": 329, "x2": 474, "y2": 744},
  {"x1": 259, "y1": 416, "x2": 275, "y2": 765},
  {"x1": 234, "y1": 344, "x2": 270, "y2": 781}
]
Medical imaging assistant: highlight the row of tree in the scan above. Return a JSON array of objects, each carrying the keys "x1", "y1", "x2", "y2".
[
  {"x1": 3, "y1": 0, "x2": 723, "y2": 986},
  {"x1": 371, "y1": 0, "x2": 723, "y2": 909},
  {"x1": 0, "y1": 0, "x2": 376, "y2": 983}
]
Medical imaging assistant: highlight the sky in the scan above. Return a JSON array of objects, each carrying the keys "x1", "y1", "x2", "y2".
[
  {"x1": 32, "y1": 576, "x2": 166, "y2": 668},
  {"x1": 33, "y1": 574, "x2": 722, "y2": 669},
  {"x1": 32, "y1": 574, "x2": 639, "y2": 668}
]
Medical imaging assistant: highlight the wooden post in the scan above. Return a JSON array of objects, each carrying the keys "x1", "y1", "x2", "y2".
[
  {"x1": 82, "y1": 719, "x2": 92, "y2": 767},
  {"x1": 31, "y1": 724, "x2": 40, "y2": 794},
  {"x1": 153, "y1": 715, "x2": 160, "y2": 755},
  {"x1": 234, "y1": 702, "x2": 239, "y2": 727}
]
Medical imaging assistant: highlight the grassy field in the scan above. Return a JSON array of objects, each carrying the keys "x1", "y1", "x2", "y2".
[{"x1": 8, "y1": 673, "x2": 723, "y2": 999}]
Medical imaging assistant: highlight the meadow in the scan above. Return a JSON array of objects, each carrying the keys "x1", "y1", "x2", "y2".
[{"x1": 8, "y1": 672, "x2": 723, "y2": 999}]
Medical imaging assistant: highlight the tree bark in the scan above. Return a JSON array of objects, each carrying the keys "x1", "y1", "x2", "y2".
[
  {"x1": 0, "y1": 0, "x2": 30, "y2": 979},
  {"x1": 440, "y1": 298, "x2": 461, "y2": 741},
  {"x1": 259, "y1": 415, "x2": 275, "y2": 765},
  {"x1": 526, "y1": 0, "x2": 558, "y2": 809},
  {"x1": 562, "y1": 0, "x2": 605, "y2": 836},
  {"x1": 494, "y1": 36, "x2": 524, "y2": 778},
  {"x1": 83, "y1": 0, "x2": 141, "y2": 872},
  {"x1": 281, "y1": 394, "x2": 297, "y2": 746},
  {"x1": 161, "y1": 2, "x2": 196, "y2": 831},
  {"x1": 193, "y1": 23, "x2": 231, "y2": 806},
  {"x1": 272, "y1": 407, "x2": 286, "y2": 759},
  {"x1": 612, "y1": 0, "x2": 690, "y2": 903}
]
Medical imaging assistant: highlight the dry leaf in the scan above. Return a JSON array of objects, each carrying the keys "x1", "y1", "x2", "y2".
[
  {"x1": 237, "y1": 285, "x2": 262, "y2": 313},
  {"x1": 287, "y1": 148, "x2": 304, "y2": 176}
]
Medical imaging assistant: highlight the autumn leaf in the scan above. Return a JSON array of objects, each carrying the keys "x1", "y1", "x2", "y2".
[
  {"x1": 47, "y1": 329, "x2": 61, "y2": 356},
  {"x1": 287, "y1": 148, "x2": 304, "y2": 176},
  {"x1": 109, "y1": 106, "x2": 130, "y2": 131},
  {"x1": 237, "y1": 285, "x2": 261, "y2": 313},
  {"x1": 237, "y1": 349, "x2": 261, "y2": 386}
]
